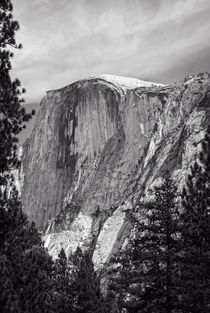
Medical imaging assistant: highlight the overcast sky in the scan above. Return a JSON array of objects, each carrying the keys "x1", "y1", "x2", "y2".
[{"x1": 12, "y1": 0, "x2": 210, "y2": 105}]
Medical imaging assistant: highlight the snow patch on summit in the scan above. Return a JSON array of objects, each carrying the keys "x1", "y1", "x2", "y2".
[{"x1": 90, "y1": 74, "x2": 164, "y2": 90}]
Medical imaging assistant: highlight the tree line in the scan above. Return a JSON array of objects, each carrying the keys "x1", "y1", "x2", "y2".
[
  {"x1": 0, "y1": 1, "x2": 107, "y2": 312},
  {"x1": 108, "y1": 129, "x2": 210, "y2": 313}
]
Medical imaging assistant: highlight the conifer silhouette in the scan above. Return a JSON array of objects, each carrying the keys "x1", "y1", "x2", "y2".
[
  {"x1": 110, "y1": 174, "x2": 181, "y2": 313},
  {"x1": 180, "y1": 126, "x2": 210, "y2": 313}
]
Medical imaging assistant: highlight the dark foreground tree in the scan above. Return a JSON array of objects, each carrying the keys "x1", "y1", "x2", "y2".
[
  {"x1": 0, "y1": 0, "x2": 34, "y2": 185},
  {"x1": 180, "y1": 126, "x2": 210, "y2": 313},
  {"x1": 52, "y1": 248, "x2": 73, "y2": 313},
  {"x1": 110, "y1": 174, "x2": 181, "y2": 313},
  {"x1": 0, "y1": 188, "x2": 55, "y2": 313},
  {"x1": 70, "y1": 247, "x2": 109, "y2": 313},
  {"x1": 0, "y1": 3, "x2": 54, "y2": 312}
]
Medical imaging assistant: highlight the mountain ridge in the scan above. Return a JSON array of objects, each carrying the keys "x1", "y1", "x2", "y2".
[
  {"x1": 21, "y1": 73, "x2": 210, "y2": 268},
  {"x1": 46, "y1": 74, "x2": 163, "y2": 93}
]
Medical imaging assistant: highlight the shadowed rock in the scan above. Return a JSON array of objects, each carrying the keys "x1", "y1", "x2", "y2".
[{"x1": 21, "y1": 74, "x2": 210, "y2": 269}]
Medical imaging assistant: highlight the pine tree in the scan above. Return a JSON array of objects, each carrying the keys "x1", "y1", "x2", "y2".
[
  {"x1": 19, "y1": 246, "x2": 54, "y2": 313},
  {"x1": 111, "y1": 174, "x2": 181, "y2": 313},
  {"x1": 0, "y1": 253, "x2": 20, "y2": 313},
  {"x1": 0, "y1": 187, "x2": 56, "y2": 313},
  {"x1": 0, "y1": 0, "x2": 34, "y2": 185},
  {"x1": 0, "y1": 3, "x2": 59, "y2": 313},
  {"x1": 52, "y1": 248, "x2": 73, "y2": 313},
  {"x1": 180, "y1": 126, "x2": 210, "y2": 313},
  {"x1": 70, "y1": 247, "x2": 109, "y2": 313}
]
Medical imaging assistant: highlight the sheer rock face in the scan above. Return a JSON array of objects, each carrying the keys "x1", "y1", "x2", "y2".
[{"x1": 22, "y1": 75, "x2": 210, "y2": 269}]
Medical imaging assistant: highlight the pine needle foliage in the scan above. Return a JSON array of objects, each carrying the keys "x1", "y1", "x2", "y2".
[
  {"x1": 70, "y1": 247, "x2": 109, "y2": 313},
  {"x1": 179, "y1": 126, "x2": 210, "y2": 313},
  {"x1": 110, "y1": 174, "x2": 181, "y2": 313},
  {"x1": 0, "y1": 0, "x2": 35, "y2": 185}
]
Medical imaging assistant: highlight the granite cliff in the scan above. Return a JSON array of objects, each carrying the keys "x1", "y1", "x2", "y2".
[{"x1": 21, "y1": 73, "x2": 210, "y2": 269}]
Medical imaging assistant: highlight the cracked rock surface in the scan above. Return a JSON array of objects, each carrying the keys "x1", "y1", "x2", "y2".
[{"x1": 22, "y1": 74, "x2": 210, "y2": 268}]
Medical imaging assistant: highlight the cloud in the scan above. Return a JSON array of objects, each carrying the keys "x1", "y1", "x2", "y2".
[{"x1": 11, "y1": 0, "x2": 210, "y2": 103}]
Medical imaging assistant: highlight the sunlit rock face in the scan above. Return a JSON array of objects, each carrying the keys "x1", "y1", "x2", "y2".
[{"x1": 22, "y1": 74, "x2": 210, "y2": 269}]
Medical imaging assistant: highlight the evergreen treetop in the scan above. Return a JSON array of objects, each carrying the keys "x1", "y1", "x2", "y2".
[
  {"x1": 0, "y1": 0, "x2": 34, "y2": 184},
  {"x1": 180, "y1": 125, "x2": 210, "y2": 313},
  {"x1": 109, "y1": 173, "x2": 181, "y2": 313}
]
